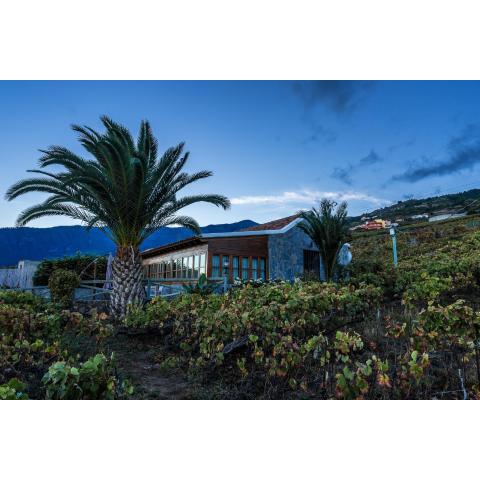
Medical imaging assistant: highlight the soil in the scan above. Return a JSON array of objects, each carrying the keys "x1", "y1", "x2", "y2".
[{"x1": 105, "y1": 332, "x2": 197, "y2": 399}]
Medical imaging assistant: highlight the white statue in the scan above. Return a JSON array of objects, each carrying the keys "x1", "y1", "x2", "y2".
[{"x1": 337, "y1": 243, "x2": 352, "y2": 267}]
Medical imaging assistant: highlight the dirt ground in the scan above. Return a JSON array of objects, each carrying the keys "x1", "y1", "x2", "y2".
[{"x1": 106, "y1": 332, "x2": 197, "y2": 399}]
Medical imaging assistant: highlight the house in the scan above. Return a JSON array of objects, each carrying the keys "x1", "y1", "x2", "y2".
[
  {"x1": 428, "y1": 211, "x2": 466, "y2": 223},
  {"x1": 361, "y1": 219, "x2": 388, "y2": 231},
  {"x1": 141, "y1": 214, "x2": 325, "y2": 284}
]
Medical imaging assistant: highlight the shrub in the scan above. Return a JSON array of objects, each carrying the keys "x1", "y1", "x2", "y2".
[
  {"x1": 123, "y1": 296, "x2": 170, "y2": 329},
  {"x1": 182, "y1": 274, "x2": 216, "y2": 295},
  {"x1": 33, "y1": 254, "x2": 107, "y2": 286},
  {"x1": 0, "y1": 378, "x2": 29, "y2": 400},
  {"x1": 48, "y1": 269, "x2": 80, "y2": 307},
  {"x1": 42, "y1": 353, "x2": 133, "y2": 400},
  {"x1": 0, "y1": 290, "x2": 44, "y2": 309},
  {"x1": 159, "y1": 282, "x2": 382, "y2": 395}
]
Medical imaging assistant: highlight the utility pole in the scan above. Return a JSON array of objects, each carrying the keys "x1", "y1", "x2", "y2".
[{"x1": 389, "y1": 225, "x2": 398, "y2": 267}]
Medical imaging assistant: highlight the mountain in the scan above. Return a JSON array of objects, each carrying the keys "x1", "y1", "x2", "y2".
[
  {"x1": 0, "y1": 220, "x2": 257, "y2": 266},
  {"x1": 349, "y1": 188, "x2": 480, "y2": 224}
]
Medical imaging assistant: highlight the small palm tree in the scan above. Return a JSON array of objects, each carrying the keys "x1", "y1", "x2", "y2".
[
  {"x1": 298, "y1": 199, "x2": 348, "y2": 281},
  {"x1": 6, "y1": 116, "x2": 230, "y2": 317}
]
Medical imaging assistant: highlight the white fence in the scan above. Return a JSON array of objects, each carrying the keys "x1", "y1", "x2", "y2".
[{"x1": 0, "y1": 264, "x2": 37, "y2": 289}]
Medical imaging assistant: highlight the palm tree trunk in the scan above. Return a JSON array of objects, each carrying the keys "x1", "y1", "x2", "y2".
[{"x1": 110, "y1": 246, "x2": 145, "y2": 318}]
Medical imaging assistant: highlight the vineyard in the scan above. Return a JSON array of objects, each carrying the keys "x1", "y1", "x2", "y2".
[{"x1": 2, "y1": 215, "x2": 480, "y2": 399}]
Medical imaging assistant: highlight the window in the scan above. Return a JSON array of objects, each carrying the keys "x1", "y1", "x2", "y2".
[
  {"x1": 188, "y1": 256, "x2": 193, "y2": 278},
  {"x1": 162, "y1": 261, "x2": 166, "y2": 279},
  {"x1": 193, "y1": 255, "x2": 199, "y2": 278},
  {"x1": 181, "y1": 257, "x2": 187, "y2": 278},
  {"x1": 199, "y1": 253, "x2": 206, "y2": 276},
  {"x1": 212, "y1": 255, "x2": 220, "y2": 277},
  {"x1": 222, "y1": 255, "x2": 230, "y2": 277},
  {"x1": 233, "y1": 256, "x2": 239, "y2": 279},
  {"x1": 172, "y1": 259, "x2": 178, "y2": 279},
  {"x1": 242, "y1": 257, "x2": 249, "y2": 280},
  {"x1": 260, "y1": 258, "x2": 266, "y2": 280},
  {"x1": 252, "y1": 258, "x2": 258, "y2": 279},
  {"x1": 176, "y1": 258, "x2": 182, "y2": 278}
]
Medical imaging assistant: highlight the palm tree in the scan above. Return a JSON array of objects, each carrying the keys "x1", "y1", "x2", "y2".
[
  {"x1": 298, "y1": 199, "x2": 348, "y2": 281},
  {"x1": 6, "y1": 116, "x2": 230, "y2": 317}
]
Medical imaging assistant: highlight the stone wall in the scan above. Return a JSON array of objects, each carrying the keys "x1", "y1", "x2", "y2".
[{"x1": 268, "y1": 225, "x2": 325, "y2": 281}]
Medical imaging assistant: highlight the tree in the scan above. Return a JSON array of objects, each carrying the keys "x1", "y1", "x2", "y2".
[
  {"x1": 5, "y1": 116, "x2": 230, "y2": 317},
  {"x1": 298, "y1": 199, "x2": 348, "y2": 281}
]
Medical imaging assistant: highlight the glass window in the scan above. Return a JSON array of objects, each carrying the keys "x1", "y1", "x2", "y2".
[
  {"x1": 260, "y1": 258, "x2": 266, "y2": 280},
  {"x1": 188, "y1": 256, "x2": 193, "y2": 278},
  {"x1": 242, "y1": 257, "x2": 249, "y2": 280},
  {"x1": 222, "y1": 256, "x2": 230, "y2": 277},
  {"x1": 252, "y1": 258, "x2": 258, "y2": 280},
  {"x1": 193, "y1": 255, "x2": 199, "y2": 278},
  {"x1": 212, "y1": 255, "x2": 220, "y2": 277},
  {"x1": 181, "y1": 257, "x2": 187, "y2": 278},
  {"x1": 199, "y1": 253, "x2": 206, "y2": 276},
  {"x1": 233, "y1": 256, "x2": 239, "y2": 279},
  {"x1": 176, "y1": 258, "x2": 182, "y2": 278}
]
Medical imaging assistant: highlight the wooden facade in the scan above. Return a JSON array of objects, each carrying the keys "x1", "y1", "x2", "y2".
[
  {"x1": 141, "y1": 235, "x2": 269, "y2": 283},
  {"x1": 206, "y1": 235, "x2": 268, "y2": 282}
]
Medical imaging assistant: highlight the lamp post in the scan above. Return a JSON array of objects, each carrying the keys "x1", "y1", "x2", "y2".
[{"x1": 389, "y1": 225, "x2": 398, "y2": 268}]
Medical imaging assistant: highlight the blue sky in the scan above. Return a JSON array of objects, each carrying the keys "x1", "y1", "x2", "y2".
[{"x1": 1, "y1": 80, "x2": 480, "y2": 227}]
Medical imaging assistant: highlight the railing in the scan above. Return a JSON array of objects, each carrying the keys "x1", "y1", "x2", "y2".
[
  {"x1": 3, "y1": 277, "x2": 230, "y2": 301},
  {"x1": 144, "y1": 277, "x2": 228, "y2": 299}
]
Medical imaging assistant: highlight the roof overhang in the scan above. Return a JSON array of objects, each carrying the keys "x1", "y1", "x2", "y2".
[
  {"x1": 141, "y1": 236, "x2": 206, "y2": 259},
  {"x1": 200, "y1": 217, "x2": 304, "y2": 238}
]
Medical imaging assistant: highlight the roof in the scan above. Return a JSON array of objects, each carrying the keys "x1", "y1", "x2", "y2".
[
  {"x1": 141, "y1": 236, "x2": 206, "y2": 259},
  {"x1": 140, "y1": 214, "x2": 304, "y2": 257},
  {"x1": 239, "y1": 214, "x2": 300, "y2": 232},
  {"x1": 200, "y1": 214, "x2": 303, "y2": 238}
]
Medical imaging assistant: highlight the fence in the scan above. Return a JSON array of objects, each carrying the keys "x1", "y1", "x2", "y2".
[{"x1": 0, "y1": 264, "x2": 37, "y2": 289}]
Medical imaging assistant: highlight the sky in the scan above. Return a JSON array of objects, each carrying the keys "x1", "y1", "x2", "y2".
[{"x1": 1, "y1": 80, "x2": 480, "y2": 228}]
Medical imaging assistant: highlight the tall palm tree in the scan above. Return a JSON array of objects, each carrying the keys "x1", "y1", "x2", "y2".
[
  {"x1": 6, "y1": 116, "x2": 230, "y2": 317},
  {"x1": 298, "y1": 199, "x2": 348, "y2": 281}
]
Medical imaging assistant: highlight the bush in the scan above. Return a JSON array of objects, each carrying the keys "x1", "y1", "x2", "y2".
[
  {"x1": 0, "y1": 290, "x2": 44, "y2": 309},
  {"x1": 33, "y1": 254, "x2": 107, "y2": 286},
  {"x1": 42, "y1": 353, "x2": 133, "y2": 399},
  {"x1": 155, "y1": 282, "x2": 382, "y2": 396},
  {"x1": 48, "y1": 269, "x2": 80, "y2": 307},
  {"x1": 182, "y1": 274, "x2": 216, "y2": 295},
  {"x1": 123, "y1": 296, "x2": 170, "y2": 329},
  {"x1": 0, "y1": 378, "x2": 29, "y2": 400}
]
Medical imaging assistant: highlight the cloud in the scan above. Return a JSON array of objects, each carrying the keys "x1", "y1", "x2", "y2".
[
  {"x1": 331, "y1": 149, "x2": 383, "y2": 185},
  {"x1": 392, "y1": 124, "x2": 480, "y2": 182},
  {"x1": 387, "y1": 138, "x2": 416, "y2": 155},
  {"x1": 231, "y1": 189, "x2": 389, "y2": 208},
  {"x1": 302, "y1": 122, "x2": 337, "y2": 145},
  {"x1": 293, "y1": 80, "x2": 376, "y2": 114},
  {"x1": 331, "y1": 167, "x2": 353, "y2": 186}
]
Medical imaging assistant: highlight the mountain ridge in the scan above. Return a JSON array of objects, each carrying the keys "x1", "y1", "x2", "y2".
[{"x1": 0, "y1": 220, "x2": 257, "y2": 266}]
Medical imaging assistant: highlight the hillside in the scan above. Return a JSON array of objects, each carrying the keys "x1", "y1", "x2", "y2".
[
  {"x1": 0, "y1": 220, "x2": 257, "y2": 266},
  {"x1": 350, "y1": 188, "x2": 480, "y2": 224}
]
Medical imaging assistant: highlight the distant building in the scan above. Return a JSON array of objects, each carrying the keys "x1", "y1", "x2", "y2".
[
  {"x1": 410, "y1": 214, "x2": 429, "y2": 220},
  {"x1": 428, "y1": 212, "x2": 466, "y2": 223},
  {"x1": 361, "y1": 219, "x2": 388, "y2": 231},
  {"x1": 0, "y1": 260, "x2": 40, "y2": 289}
]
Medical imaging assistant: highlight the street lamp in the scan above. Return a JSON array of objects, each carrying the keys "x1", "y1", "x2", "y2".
[{"x1": 389, "y1": 225, "x2": 398, "y2": 268}]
